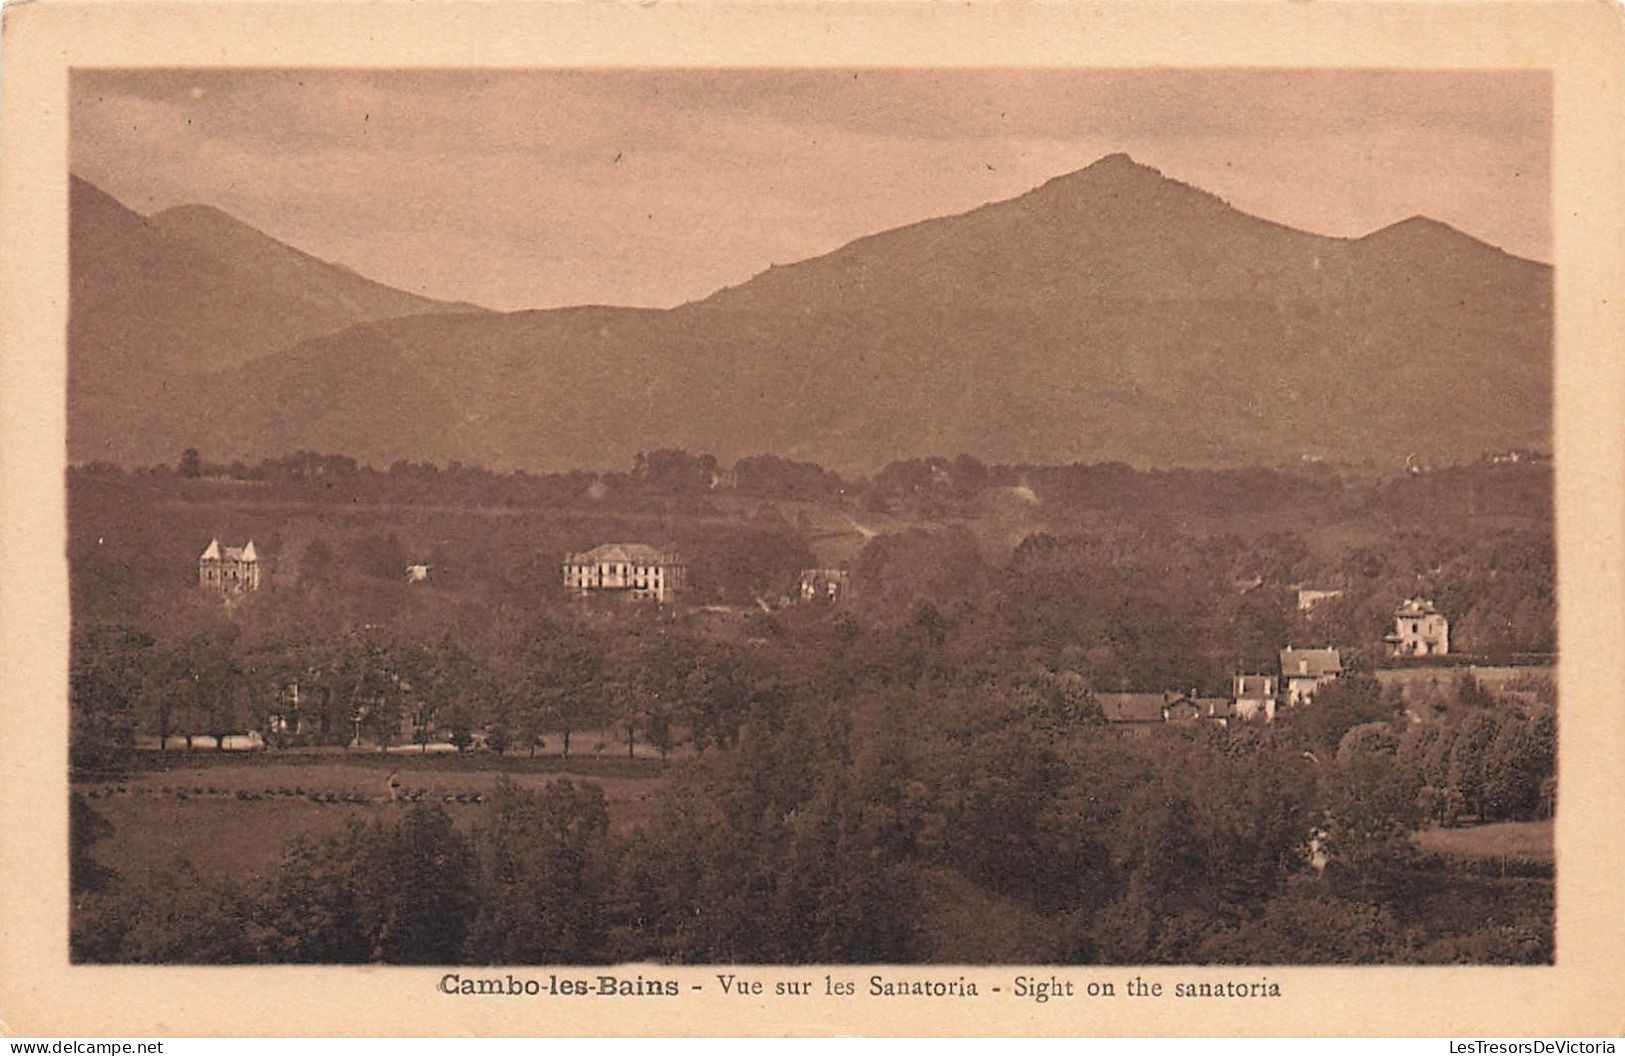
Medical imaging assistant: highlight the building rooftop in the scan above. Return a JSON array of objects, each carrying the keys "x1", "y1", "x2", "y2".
[
  {"x1": 1281, "y1": 647, "x2": 1343, "y2": 679},
  {"x1": 1163, "y1": 699, "x2": 1201, "y2": 722},
  {"x1": 1395, "y1": 597, "x2": 1441, "y2": 618},
  {"x1": 200, "y1": 538, "x2": 257, "y2": 562},
  {"x1": 566, "y1": 542, "x2": 681, "y2": 565},
  {"x1": 1234, "y1": 674, "x2": 1275, "y2": 699},
  {"x1": 1097, "y1": 693, "x2": 1170, "y2": 725}
]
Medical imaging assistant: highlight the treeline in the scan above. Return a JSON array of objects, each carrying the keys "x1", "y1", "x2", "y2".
[
  {"x1": 72, "y1": 669, "x2": 1553, "y2": 965},
  {"x1": 1271, "y1": 674, "x2": 1556, "y2": 827},
  {"x1": 68, "y1": 507, "x2": 1555, "y2": 764},
  {"x1": 849, "y1": 523, "x2": 1554, "y2": 684},
  {"x1": 68, "y1": 473, "x2": 815, "y2": 621},
  {"x1": 77, "y1": 445, "x2": 1553, "y2": 523},
  {"x1": 70, "y1": 609, "x2": 775, "y2": 766}
]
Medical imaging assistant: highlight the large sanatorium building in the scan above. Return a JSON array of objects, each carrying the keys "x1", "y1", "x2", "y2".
[{"x1": 563, "y1": 543, "x2": 688, "y2": 603}]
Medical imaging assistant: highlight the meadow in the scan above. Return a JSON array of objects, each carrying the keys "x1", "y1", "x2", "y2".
[
  {"x1": 81, "y1": 754, "x2": 669, "y2": 887},
  {"x1": 1413, "y1": 819, "x2": 1554, "y2": 865}
]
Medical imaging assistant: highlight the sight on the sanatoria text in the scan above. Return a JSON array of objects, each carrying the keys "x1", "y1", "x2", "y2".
[{"x1": 67, "y1": 68, "x2": 1555, "y2": 966}]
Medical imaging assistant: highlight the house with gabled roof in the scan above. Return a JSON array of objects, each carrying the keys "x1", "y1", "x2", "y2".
[
  {"x1": 1231, "y1": 673, "x2": 1279, "y2": 722},
  {"x1": 199, "y1": 538, "x2": 261, "y2": 593},
  {"x1": 1162, "y1": 697, "x2": 1202, "y2": 724},
  {"x1": 1096, "y1": 693, "x2": 1169, "y2": 737},
  {"x1": 1281, "y1": 647, "x2": 1342, "y2": 706},
  {"x1": 563, "y1": 542, "x2": 688, "y2": 603},
  {"x1": 1098, "y1": 691, "x2": 1216, "y2": 734}
]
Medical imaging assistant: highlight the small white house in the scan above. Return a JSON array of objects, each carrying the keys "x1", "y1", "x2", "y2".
[
  {"x1": 1280, "y1": 647, "x2": 1343, "y2": 707},
  {"x1": 1232, "y1": 673, "x2": 1279, "y2": 722}
]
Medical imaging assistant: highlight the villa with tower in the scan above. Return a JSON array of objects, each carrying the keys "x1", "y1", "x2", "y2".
[
  {"x1": 198, "y1": 538, "x2": 261, "y2": 593},
  {"x1": 1385, "y1": 597, "x2": 1450, "y2": 657}
]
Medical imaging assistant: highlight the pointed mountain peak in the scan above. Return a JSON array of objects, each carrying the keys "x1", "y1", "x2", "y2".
[
  {"x1": 1019, "y1": 151, "x2": 1241, "y2": 226},
  {"x1": 1359, "y1": 213, "x2": 1522, "y2": 260},
  {"x1": 1368, "y1": 214, "x2": 1461, "y2": 237},
  {"x1": 1362, "y1": 214, "x2": 1484, "y2": 246},
  {"x1": 150, "y1": 202, "x2": 272, "y2": 242},
  {"x1": 1085, "y1": 152, "x2": 1157, "y2": 174},
  {"x1": 1045, "y1": 152, "x2": 1169, "y2": 189}
]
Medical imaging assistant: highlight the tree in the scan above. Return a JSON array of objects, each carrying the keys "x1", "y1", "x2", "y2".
[
  {"x1": 255, "y1": 830, "x2": 374, "y2": 963},
  {"x1": 178, "y1": 448, "x2": 202, "y2": 479},
  {"x1": 351, "y1": 532, "x2": 408, "y2": 581},
  {"x1": 449, "y1": 711, "x2": 474, "y2": 753},
  {"x1": 339, "y1": 636, "x2": 409, "y2": 751},
  {"x1": 539, "y1": 629, "x2": 604, "y2": 758},
  {"x1": 361, "y1": 806, "x2": 475, "y2": 964},
  {"x1": 631, "y1": 449, "x2": 718, "y2": 496},
  {"x1": 1447, "y1": 710, "x2": 1503, "y2": 820},
  {"x1": 1482, "y1": 709, "x2": 1552, "y2": 821},
  {"x1": 70, "y1": 793, "x2": 115, "y2": 895},
  {"x1": 514, "y1": 700, "x2": 547, "y2": 759},
  {"x1": 681, "y1": 647, "x2": 751, "y2": 752},
  {"x1": 731, "y1": 454, "x2": 843, "y2": 501},
  {"x1": 163, "y1": 624, "x2": 248, "y2": 750},
  {"x1": 1279, "y1": 675, "x2": 1393, "y2": 756},
  {"x1": 1453, "y1": 672, "x2": 1493, "y2": 711},
  {"x1": 115, "y1": 864, "x2": 258, "y2": 963},
  {"x1": 485, "y1": 722, "x2": 511, "y2": 755},
  {"x1": 299, "y1": 538, "x2": 336, "y2": 585},
  {"x1": 70, "y1": 626, "x2": 150, "y2": 768},
  {"x1": 463, "y1": 779, "x2": 616, "y2": 963}
]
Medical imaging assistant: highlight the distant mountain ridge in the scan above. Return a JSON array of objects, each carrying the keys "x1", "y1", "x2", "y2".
[
  {"x1": 67, "y1": 177, "x2": 485, "y2": 461},
  {"x1": 68, "y1": 155, "x2": 1551, "y2": 472},
  {"x1": 149, "y1": 201, "x2": 485, "y2": 327}
]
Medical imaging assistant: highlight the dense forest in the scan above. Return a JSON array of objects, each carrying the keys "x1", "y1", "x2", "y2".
[
  {"x1": 70, "y1": 672, "x2": 1555, "y2": 965},
  {"x1": 68, "y1": 449, "x2": 1556, "y2": 964}
]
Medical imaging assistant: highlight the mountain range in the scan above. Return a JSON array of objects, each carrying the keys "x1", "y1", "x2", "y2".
[{"x1": 67, "y1": 154, "x2": 1552, "y2": 473}]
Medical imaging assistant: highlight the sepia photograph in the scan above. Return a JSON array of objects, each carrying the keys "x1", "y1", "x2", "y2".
[
  {"x1": 61, "y1": 65, "x2": 1559, "y2": 968},
  {"x1": 3, "y1": 0, "x2": 1624, "y2": 1038}
]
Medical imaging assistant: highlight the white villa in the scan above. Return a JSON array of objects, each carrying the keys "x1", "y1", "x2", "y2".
[
  {"x1": 563, "y1": 543, "x2": 688, "y2": 604},
  {"x1": 1385, "y1": 598, "x2": 1450, "y2": 657},
  {"x1": 198, "y1": 538, "x2": 261, "y2": 593}
]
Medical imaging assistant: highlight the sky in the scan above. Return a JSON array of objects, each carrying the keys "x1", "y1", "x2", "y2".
[{"x1": 71, "y1": 68, "x2": 1551, "y2": 311}]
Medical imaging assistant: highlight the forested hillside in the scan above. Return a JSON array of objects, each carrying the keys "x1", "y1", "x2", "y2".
[{"x1": 68, "y1": 452, "x2": 1554, "y2": 964}]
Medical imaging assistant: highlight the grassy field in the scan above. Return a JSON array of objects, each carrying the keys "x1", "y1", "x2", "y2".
[
  {"x1": 1374, "y1": 665, "x2": 1555, "y2": 700},
  {"x1": 119, "y1": 733, "x2": 680, "y2": 769},
  {"x1": 80, "y1": 758, "x2": 671, "y2": 888},
  {"x1": 1413, "y1": 819, "x2": 1554, "y2": 864}
]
